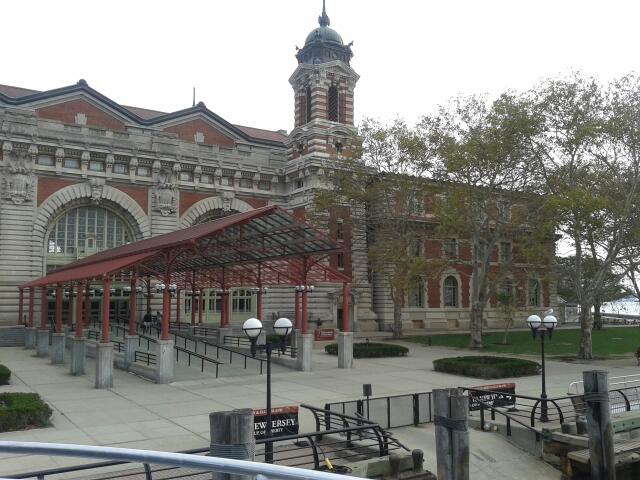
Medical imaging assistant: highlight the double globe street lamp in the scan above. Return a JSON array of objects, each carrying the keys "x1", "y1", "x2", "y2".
[
  {"x1": 242, "y1": 316, "x2": 293, "y2": 463},
  {"x1": 527, "y1": 309, "x2": 558, "y2": 422}
]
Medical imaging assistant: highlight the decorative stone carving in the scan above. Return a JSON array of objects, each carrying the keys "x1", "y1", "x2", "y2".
[
  {"x1": 221, "y1": 190, "x2": 235, "y2": 212},
  {"x1": 89, "y1": 178, "x2": 105, "y2": 204},
  {"x1": 1, "y1": 147, "x2": 35, "y2": 205},
  {"x1": 55, "y1": 148, "x2": 65, "y2": 167},
  {"x1": 153, "y1": 166, "x2": 177, "y2": 216}
]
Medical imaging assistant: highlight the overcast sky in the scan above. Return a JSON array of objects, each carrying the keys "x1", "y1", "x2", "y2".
[{"x1": 3, "y1": 0, "x2": 639, "y2": 132}]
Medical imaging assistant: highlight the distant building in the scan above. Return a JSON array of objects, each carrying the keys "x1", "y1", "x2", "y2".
[{"x1": 0, "y1": 3, "x2": 555, "y2": 338}]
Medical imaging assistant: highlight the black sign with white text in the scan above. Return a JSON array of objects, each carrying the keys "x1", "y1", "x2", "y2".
[{"x1": 253, "y1": 406, "x2": 299, "y2": 439}]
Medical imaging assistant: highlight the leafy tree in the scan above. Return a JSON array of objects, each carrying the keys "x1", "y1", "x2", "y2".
[
  {"x1": 530, "y1": 73, "x2": 640, "y2": 359},
  {"x1": 313, "y1": 119, "x2": 431, "y2": 338},
  {"x1": 420, "y1": 94, "x2": 545, "y2": 349}
]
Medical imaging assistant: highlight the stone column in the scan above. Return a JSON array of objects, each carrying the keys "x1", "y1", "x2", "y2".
[
  {"x1": 102, "y1": 277, "x2": 111, "y2": 343},
  {"x1": 95, "y1": 342, "x2": 114, "y2": 388},
  {"x1": 218, "y1": 327, "x2": 233, "y2": 346},
  {"x1": 156, "y1": 339, "x2": 174, "y2": 384},
  {"x1": 70, "y1": 285, "x2": 86, "y2": 375},
  {"x1": 50, "y1": 333, "x2": 65, "y2": 364},
  {"x1": 296, "y1": 333, "x2": 313, "y2": 372},
  {"x1": 124, "y1": 334, "x2": 137, "y2": 369},
  {"x1": 338, "y1": 283, "x2": 353, "y2": 369},
  {"x1": 37, "y1": 286, "x2": 49, "y2": 357}
]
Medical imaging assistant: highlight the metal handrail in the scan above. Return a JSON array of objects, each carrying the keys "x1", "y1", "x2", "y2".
[
  {"x1": 0, "y1": 441, "x2": 361, "y2": 480},
  {"x1": 135, "y1": 350, "x2": 156, "y2": 366},
  {"x1": 224, "y1": 335, "x2": 297, "y2": 358},
  {"x1": 174, "y1": 345, "x2": 221, "y2": 378},
  {"x1": 568, "y1": 373, "x2": 640, "y2": 394}
]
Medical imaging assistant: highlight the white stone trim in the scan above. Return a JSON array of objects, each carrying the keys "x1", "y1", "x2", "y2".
[{"x1": 180, "y1": 196, "x2": 254, "y2": 227}]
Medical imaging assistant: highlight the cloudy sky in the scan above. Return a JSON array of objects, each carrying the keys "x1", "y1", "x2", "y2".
[{"x1": 2, "y1": 0, "x2": 638, "y2": 132}]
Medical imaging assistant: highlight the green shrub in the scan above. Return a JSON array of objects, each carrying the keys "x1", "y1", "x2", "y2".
[
  {"x1": 433, "y1": 356, "x2": 540, "y2": 379},
  {"x1": 325, "y1": 342, "x2": 408, "y2": 358},
  {"x1": 0, "y1": 365, "x2": 10, "y2": 385},
  {"x1": 0, "y1": 393, "x2": 53, "y2": 432}
]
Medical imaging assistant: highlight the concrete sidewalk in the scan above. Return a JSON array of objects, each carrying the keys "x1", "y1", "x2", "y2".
[{"x1": 0, "y1": 340, "x2": 636, "y2": 477}]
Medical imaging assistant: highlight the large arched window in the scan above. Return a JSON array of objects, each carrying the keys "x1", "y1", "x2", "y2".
[
  {"x1": 443, "y1": 276, "x2": 459, "y2": 307},
  {"x1": 46, "y1": 206, "x2": 133, "y2": 269},
  {"x1": 195, "y1": 208, "x2": 240, "y2": 225},
  {"x1": 328, "y1": 85, "x2": 339, "y2": 121}
]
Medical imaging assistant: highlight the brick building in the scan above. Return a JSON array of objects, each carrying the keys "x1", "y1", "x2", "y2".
[{"x1": 0, "y1": 3, "x2": 555, "y2": 338}]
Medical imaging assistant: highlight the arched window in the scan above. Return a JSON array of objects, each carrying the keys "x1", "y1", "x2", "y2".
[
  {"x1": 305, "y1": 86, "x2": 312, "y2": 123},
  {"x1": 528, "y1": 279, "x2": 540, "y2": 307},
  {"x1": 443, "y1": 276, "x2": 459, "y2": 307},
  {"x1": 328, "y1": 85, "x2": 339, "y2": 121},
  {"x1": 46, "y1": 206, "x2": 133, "y2": 269},
  {"x1": 195, "y1": 208, "x2": 240, "y2": 225}
]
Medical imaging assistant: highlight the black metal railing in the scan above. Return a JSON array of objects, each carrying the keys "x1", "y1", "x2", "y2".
[
  {"x1": 174, "y1": 346, "x2": 221, "y2": 378},
  {"x1": 8, "y1": 404, "x2": 405, "y2": 479},
  {"x1": 135, "y1": 350, "x2": 156, "y2": 366},
  {"x1": 325, "y1": 392, "x2": 433, "y2": 429},
  {"x1": 113, "y1": 340, "x2": 124, "y2": 353},
  {"x1": 86, "y1": 330, "x2": 101, "y2": 341},
  {"x1": 138, "y1": 332, "x2": 158, "y2": 350},
  {"x1": 223, "y1": 335, "x2": 297, "y2": 358},
  {"x1": 192, "y1": 325, "x2": 217, "y2": 337},
  {"x1": 169, "y1": 321, "x2": 192, "y2": 331}
]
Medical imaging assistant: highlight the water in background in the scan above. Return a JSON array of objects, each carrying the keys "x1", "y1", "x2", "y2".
[{"x1": 601, "y1": 297, "x2": 640, "y2": 316}]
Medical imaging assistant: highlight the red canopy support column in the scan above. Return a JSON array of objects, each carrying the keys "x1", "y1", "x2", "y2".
[
  {"x1": 294, "y1": 289, "x2": 301, "y2": 330},
  {"x1": 28, "y1": 287, "x2": 35, "y2": 328},
  {"x1": 36, "y1": 286, "x2": 50, "y2": 357},
  {"x1": 191, "y1": 291, "x2": 196, "y2": 325},
  {"x1": 71, "y1": 284, "x2": 87, "y2": 376},
  {"x1": 54, "y1": 285, "x2": 63, "y2": 334},
  {"x1": 101, "y1": 277, "x2": 111, "y2": 343},
  {"x1": 24, "y1": 287, "x2": 37, "y2": 349},
  {"x1": 176, "y1": 289, "x2": 181, "y2": 324},
  {"x1": 256, "y1": 290, "x2": 263, "y2": 321},
  {"x1": 161, "y1": 276, "x2": 171, "y2": 341},
  {"x1": 51, "y1": 285, "x2": 65, "y2": 364},
  {"x1": 75, "y1": 285, "x2": 84, "y2": 338},
  {"x1": 128, "y1": 277, "x2": 137, "y2": 336},
  {"x1": 198, "y1": 289, "x2": 204, "y2": 324},
  {"x1": 17, "y1": 288, "x2": 24, "y2": 326},
  {"x1": 84, "y1": 283, "x2": 91, "y2": 328}
]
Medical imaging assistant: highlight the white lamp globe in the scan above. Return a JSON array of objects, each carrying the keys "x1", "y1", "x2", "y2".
[
  {"x1": 543, "y1": 315, "x2": 558, "y2": 330},
  {"x1": 527, "y1": 315, "x2": 542, "y2": 330},
  {"x1": 274, "y1": 317, "x2": 293, "y2": 338},
  {"x1": 243, "y1": 318, "x2": 263, "y2": 339}
]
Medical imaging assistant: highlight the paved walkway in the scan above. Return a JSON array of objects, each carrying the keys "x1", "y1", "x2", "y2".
[{"x1": 0, "y1": 340, "x2": 638, "y2": 478}]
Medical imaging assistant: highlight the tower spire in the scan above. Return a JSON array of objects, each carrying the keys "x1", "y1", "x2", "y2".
[{"x1": 318, "y1": 0, "x2": 330, "y2": 27}]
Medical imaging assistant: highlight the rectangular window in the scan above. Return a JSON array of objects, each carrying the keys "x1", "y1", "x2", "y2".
[
  {"x1": 239, "y1": 178, "x2": 252, "y2": 188},
  {"x1": 64, "y1": 158, "x2": 80, "y2": 169},
  {"x1": 258, "y1": 180, "x2": 271, "y2": 191},
  {"x1": 296, "y1": 179, "x2": 304, "y2": 189},
  {"x1": 221, "y1": 176, "x2": 233, "y2": 186},
  {"x1": 37, "y1": 155, "x2": 55, "y2": 166},
  {"x1": 137, "y1": 166, "x2": 151, "y2": 177},
  {"x1": 409, "y1": 195, "x2": 424, "y2": 215},
  {"x1": 500, "y1": 241, "x2": 512, "y2": 264},
  {"x1": 408, "y1": 281, "x2": 424, "y2": 307},
  {"x1": 113, "y1": 163, "x2": 128, "y2": 174},
  {"x1": 200, "y1": 174, "x2": 213, "y2": 184},
  {"x1": 337, "y1": 252, "x2": 345, "y2": 270},
  {"x1": 185, "y1": 298, "x2": 191, "y2": 314},
  {"x1": 497, "y1": 199, "x2": 511, "y2": 221},
  {"x1": 336, "y1": 219, "x2": 344, "y2": 240},
  {"x1": 528, "y1": 279, "x2": 540, "y2": 307},
  {"x1": 444, "y1": 238, "x2": 457, "y2": 258},
  {"x1": 179, "y1": 171, "x2": 193, "y2": 182},
  {"x1": 89, "y1": 161, "x2": 105, "y2": 172}
]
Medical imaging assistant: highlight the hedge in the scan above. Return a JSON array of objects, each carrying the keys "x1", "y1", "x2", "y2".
[
  {"x1": 433, "y1": 356, "x2": 540, "y2": 379},
  {"x1": 0, "y1": 393, "x2": 53, "y2": 432},
  {"x1": 0, "y1": 365, "x2": 10, "y2": 385},
  {"x1": 325, "y1": 342, "x2": 409, "y2": 358}
]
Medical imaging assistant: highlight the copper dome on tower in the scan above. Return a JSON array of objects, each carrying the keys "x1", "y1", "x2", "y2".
[{"x1": 296, "y1": 1, "x2": 353, "y2": 65}]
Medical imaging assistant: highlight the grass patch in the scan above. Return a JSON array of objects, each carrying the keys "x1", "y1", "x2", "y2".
[
  {"x1": 0, "y1": 393, "x2": 53, "y2": 432},
  {"x1": 0, "y1": 365, "x2": 10, "y2": 385},
  {"x1": 433, "y1": 356, "x2": 540, "y2": 379},
  {"x1": 325, "y1": 342, "x2": 408, "y2": 358},
  {"x1": 406, "y1": 327, "x2": 640, "y2": 358}
]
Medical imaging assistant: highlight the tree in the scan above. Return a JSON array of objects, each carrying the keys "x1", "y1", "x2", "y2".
[
  {"x1": 530, "y1": 73, "x2": 640, "y2": 359},
  {"x1": 313, "y1": 119, "x2": 431, "y2": 338},
  {"x1": 420, "y1": 94, "x2": 545, "y2": 349}
]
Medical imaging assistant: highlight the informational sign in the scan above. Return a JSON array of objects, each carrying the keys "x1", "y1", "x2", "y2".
[
  {"x1": 468, "y1": 382, "x2": 516, "y2": 411},
  {"x1": 314, "y1": 329, "x2": 335, "y2": 341},
  {"x1": 253, "y1": 406, "x2": 299, "y2": 439}
]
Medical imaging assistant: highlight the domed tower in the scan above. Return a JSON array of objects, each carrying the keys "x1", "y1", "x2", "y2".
[{"x1": 287, "y1": 0, "x2": 359, "y2": 159}]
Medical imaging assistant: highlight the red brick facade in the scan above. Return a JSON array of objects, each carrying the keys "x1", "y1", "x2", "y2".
[
  {"x1": 179, "y1": 192, "x2": 211, "y2": 216},
  {"x1": 163, "y1": 119, "x2": 235, "y2": 147},
  {"x1": 37, "y1": 178, "x2": 78, "y2": 206},
  {"x1": 36, "y1": 99, "x2": 126, "y2": 131},
  {"x1": 115, "y1": 185, "x2": 148, "y2": 214}
]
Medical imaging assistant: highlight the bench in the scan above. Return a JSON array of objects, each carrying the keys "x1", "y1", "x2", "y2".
[{"x1": 566, "y1": 411, "x2": 640, "y2": 478}]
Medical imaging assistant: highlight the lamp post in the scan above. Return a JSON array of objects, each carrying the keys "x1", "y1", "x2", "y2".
[
  {"x1": 243, "y1": 316, "x2": 293, "y2": 464},
  {"x1": 527, "y1": 310, "x2": 558, "y2": 423}
]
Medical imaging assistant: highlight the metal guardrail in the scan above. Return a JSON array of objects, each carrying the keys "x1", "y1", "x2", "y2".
[
  {"x1": 192, "y1": 325, "x2": 217, "y2": 337},
  {"x1": 224, "y1": 335, "x2": 297, "y2": 358},
  {"x1": 86, "y1": 330, "x2": 101, "y2": 341},
  {"x1": 568, "y1": 373, "x2": 640, "y2": 395},
  {"x1": 135, "y1": 350, "x2": 156, "y2": 366},
  {"x1": 0, "y1": 441, "x2": 361, "y2": 480},
  {"x1": 325, "y1": 392, "x2": 433, "y2": 429},
  {"x1": 174, "y1": 345, "x2": 221, "y2": 377}
]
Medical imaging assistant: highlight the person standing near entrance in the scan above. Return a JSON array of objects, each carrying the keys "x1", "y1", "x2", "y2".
[{"x1": 142, "y1": 309, "x2": 152, "y2": 333}]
